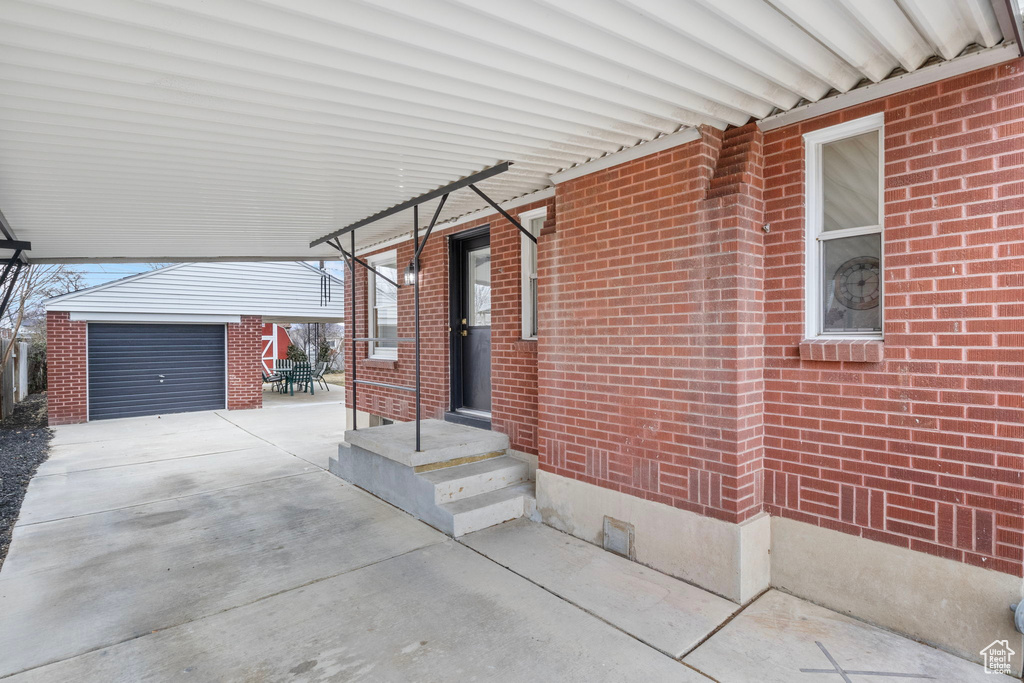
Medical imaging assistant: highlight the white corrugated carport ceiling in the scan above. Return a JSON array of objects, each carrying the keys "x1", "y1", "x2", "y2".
[{"x1": 0, "y1": 0, "x2": 1019, "y2": 262}]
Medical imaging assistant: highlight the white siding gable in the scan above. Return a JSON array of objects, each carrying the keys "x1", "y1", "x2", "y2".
[{"x1": 45, "y1": 262, "x2": 345, "y2": 323}]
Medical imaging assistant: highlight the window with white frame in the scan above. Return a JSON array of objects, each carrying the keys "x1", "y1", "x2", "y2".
[
  {"x1": 519, "y1": 207, "x2": 546, "y2": 339},
  {"x1": 367, "y1": 251, "x2": 398, "y2": 358},
  {"x1": 804, "y1": 114, "x2": 884, "y2": 339}
]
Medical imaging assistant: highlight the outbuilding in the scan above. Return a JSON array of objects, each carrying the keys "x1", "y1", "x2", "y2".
[{"x1": 44, "y1": 261, "x2": 343, "y2": 423}]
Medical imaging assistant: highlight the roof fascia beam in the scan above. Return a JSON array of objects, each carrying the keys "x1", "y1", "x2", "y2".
[
  {"x1": 310, "y1": 161, "x2": 511, "y2": 248},
  {"x1": 0, "y1": 209, "x2": 29, "y2": 264}
]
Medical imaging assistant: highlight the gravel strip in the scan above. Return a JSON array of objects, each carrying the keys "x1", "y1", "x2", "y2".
[{"x1": 0, "y1": 393, "x2": 52, "y2": 571}]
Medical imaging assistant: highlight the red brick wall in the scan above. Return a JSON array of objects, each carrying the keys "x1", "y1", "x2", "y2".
[
  {"x1": 762, "y1": 59, "x2": 1024, "y2": 576},
  {"x1": 46, "y1": 311, "x2": 87, "y2": 425},
  {"x1": 345, "y1": 197, "x2": 553, "y2": 455},
  {"x1": 227, "y1": 315, "x2": 263, "y2": 411},
  {"x1": 537, "y1": 124, "x2": 767, "y2": 524},
  {"x1": 342, "y1": 60, "x2": 1023, "y2": 577}
]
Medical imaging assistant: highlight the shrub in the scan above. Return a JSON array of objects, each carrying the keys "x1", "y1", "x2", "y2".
[{"x1": 286, "y1": 343, "x2": 307, "y2": 363}]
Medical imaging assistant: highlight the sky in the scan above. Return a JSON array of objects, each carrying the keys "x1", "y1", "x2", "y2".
[{"x1": 74, "y1": 262, "x2": 349, "y2": 289}]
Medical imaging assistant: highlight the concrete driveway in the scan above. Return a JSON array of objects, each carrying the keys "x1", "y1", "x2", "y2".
[{"x1": 0, "y1": 402, "x2": 1001, "y2": 681}]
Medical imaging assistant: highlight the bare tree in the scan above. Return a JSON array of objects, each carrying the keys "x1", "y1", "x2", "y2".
[{"x1": 1, "y1": 263, "x2": 84, "y2": 372}]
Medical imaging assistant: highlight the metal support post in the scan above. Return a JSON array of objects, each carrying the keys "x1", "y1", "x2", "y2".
[
  {"x1": 413, "y1": 205, "x2": 421, "y2": 452},
  {"x1": 350, "y1": 231, "x2": 357, "y2": 432}
]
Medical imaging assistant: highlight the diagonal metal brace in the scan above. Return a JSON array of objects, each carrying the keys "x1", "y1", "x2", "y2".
[
  {"x1": 469, "y1": 183, "x2": 538, "y2": 244},
  {"x1": 413, "y1": 193, "x2": 449, "y2": 262},
  {"x1": 0, "y1": 252, "x2": 25, "y2": 321},
  {"x1": 326, "y1": 240, "x2": 401, "y2": 288}
]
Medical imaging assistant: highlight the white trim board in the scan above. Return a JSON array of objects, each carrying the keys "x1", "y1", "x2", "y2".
[
  {"x1": 518, "y1": 206, "x2": 546, "y2": 341},
  {"x1": 758, "y1": 43, "x2": 1018, "y2": 132},
  {"x1": 70, "y1": 312, "x2": 241, "y2": 323},
  {"x1": 549, "y1": 128, "x2": 702, "y2": 184}
]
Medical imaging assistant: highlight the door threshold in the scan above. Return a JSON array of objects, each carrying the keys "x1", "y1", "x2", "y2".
[{"x1": 444, "y1": 410, "x2": 492, "y2": 430}]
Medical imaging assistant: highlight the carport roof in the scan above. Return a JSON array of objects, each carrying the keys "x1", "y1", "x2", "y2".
[{"x1": 1, "y1": 0, "x2": 1022, "y2": 263}]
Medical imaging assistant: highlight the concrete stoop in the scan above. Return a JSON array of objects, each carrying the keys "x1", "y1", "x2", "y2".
[{"x1": 328, "y1": 419, "x2": 535, "y2": 537}]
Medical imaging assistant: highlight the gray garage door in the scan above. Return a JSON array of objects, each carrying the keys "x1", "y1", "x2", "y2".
[{"x1": 87, "y1": 323, "x2": 226, "y2": 420}]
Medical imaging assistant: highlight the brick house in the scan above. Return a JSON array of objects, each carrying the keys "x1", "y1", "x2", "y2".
[
  {"x1": 340, "y1": 58, "x2": 1024, "y2": 670},
  {"x1": 0, "y1": 0, "x2": 1021, "y2": 675},
  {"x1": 45, "y1": 262, "x2": 343, "y2": 424}
]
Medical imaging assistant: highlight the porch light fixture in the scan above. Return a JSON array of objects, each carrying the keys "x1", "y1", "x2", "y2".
[{"x1": 404, "y1": 258, "x2": 420, "y2": 286}]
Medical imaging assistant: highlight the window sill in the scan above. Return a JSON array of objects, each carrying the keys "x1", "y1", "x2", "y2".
[
  {"x1": 799, "y1": 339, "x2": 884, "y2": 363},
  {"x1": 362, "y1": 358, "x2": 398, "y2": 370},
  {"x1": 513, "y1": 338, "x2": 538, "y2": 353}
]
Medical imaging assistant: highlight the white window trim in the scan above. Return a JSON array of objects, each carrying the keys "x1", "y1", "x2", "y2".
[
  {"x1": 803, "y1": 113, "x2": 885, "y2": 341},
  {"x1": 519, "y1": 207, "x2": 546, "y2": 340},
  {"x1": 366, "y1": 250, "x2": 398, "y2": 359}
]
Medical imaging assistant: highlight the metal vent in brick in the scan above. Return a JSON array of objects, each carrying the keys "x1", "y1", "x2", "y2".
[{"x1": 602, "y1": 516, "x2": 634, "y2": 560}]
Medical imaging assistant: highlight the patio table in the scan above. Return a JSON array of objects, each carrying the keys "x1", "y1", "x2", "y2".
[{"x1": 278, "y1": 363, "x2": 314, "y2": 396}]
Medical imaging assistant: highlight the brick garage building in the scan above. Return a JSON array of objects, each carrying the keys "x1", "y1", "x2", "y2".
[
  {"x1": 45, "y1": 262, "x2": 344, "y2": 424},
  {"x1": 344, "y1": 58, "x2": 1024, "y2": 669}
]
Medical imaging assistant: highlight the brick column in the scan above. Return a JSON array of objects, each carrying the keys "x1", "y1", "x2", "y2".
[
  {"x1": 46, "y1": 311, "x2": 88, "y2": 425},
  {"x1": 227, "y1": 315, "x2": 262, "y2": 410},
  {"x1": 538, "y1": 123, "x2": 766, "y2": 525}
]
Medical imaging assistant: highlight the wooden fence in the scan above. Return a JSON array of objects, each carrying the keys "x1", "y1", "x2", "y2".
[{"x1": 0, "y1": 338, "x2": 30, "y2": 421}]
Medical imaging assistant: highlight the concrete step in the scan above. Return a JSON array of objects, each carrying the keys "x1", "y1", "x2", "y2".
[
  {"x1": 344, "y1": 419, "x2": 509, "y2": 468},
  {"x1": 420, "y1": 455, "x2": 529, "y2": 505},
  {"x1": 441, "y1": 482, "x2": 536, "y2": 538}
]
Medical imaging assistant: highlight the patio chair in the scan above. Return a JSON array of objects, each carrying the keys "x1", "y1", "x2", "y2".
[
  {"x1": 262, "y1": 370, "x2": 287, "y2": 393},
  {"x1": 288, "y1": 362, "x2": 313, "y2": 396},
  {"x1": 312, "y1": 361, "x2": 330, "y2": 391}
]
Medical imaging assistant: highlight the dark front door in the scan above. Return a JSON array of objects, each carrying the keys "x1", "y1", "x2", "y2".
[
  {"x1": 87, "y1": 323, "x2": 226, "y2": 420},
  {"x1": 450, "y1": 229, "x2": 492, "y2": 416}
]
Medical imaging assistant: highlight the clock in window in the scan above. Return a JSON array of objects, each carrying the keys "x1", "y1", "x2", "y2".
[{"x1": 833, "y1": 256, "x2": 880, "y2": 310}]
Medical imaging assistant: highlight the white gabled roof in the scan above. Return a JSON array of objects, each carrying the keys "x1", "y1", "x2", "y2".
[
  {"x1": 1, "y1": 0, "x2": 1020, "y2": 261},
  {"x1": 44, "y1": 261, "x2": 345, "y2": 322}
]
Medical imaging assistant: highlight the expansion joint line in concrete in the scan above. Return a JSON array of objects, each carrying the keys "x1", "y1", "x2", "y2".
[
  {"x1": 32, "y1": 446, "x2": 256, "y2": 478},
  {"x1": 452, "y1": 536, "x2": 722, "y2": 682},
  {"x1": 13, "y1": 471, "x2": 318, "y2": 529},
  {"x1": 213, "y1": 412, "x2": 317, "y2": 465}
]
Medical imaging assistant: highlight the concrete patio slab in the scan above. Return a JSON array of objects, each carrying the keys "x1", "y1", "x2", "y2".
[
  {"x1": 38, "y1": 427, "x2": 265, "y2": 475},
  {"x1": 0, "y1": 472, "x2": 443, "y2": 678},
  {"x1": 683, "y1": 589, "x2": 1003, "y2": 682},
  {"x1": 49, "y1": 411, "x2": 227, "y2": 446},
  {"x1": 261, "y1": 383, "x2": 344, "y2": 408},
  {"x1": 463, "y1": 518, "x2": 740, "y2": 657},
  {"x1": 217, "y1": 402, "x2": 347, "y2": 470},
  {"x1": 5, "y1": 541, "x2": 704, "y2": 683},
  {"x1": 15, "y1": 445, "x2": 312, "y2": 526},
  {"x1": 3, "y1": 409, "x2": 999, "y2": 681}
]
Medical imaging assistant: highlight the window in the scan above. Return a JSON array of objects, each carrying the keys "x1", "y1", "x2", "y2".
[
  {"x1": 519, "y1": 208, "x2": 546, "y2": 339},
  {"x1": 367, "y1": 251, "x2": 398, "y2": 358},
  {"x1": 804, "y1": 114, "x2": 883, "y2": 339}
]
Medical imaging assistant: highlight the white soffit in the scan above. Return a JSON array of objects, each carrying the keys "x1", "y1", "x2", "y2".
[{"x1": 0, "y1": 0, "x2": 1015, "y2": 262}]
